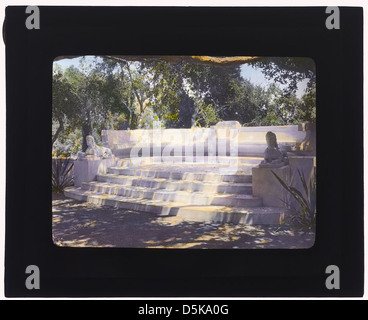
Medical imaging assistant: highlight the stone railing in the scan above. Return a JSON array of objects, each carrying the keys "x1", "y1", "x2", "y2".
[{"x1": 101, "y1": 121, "x2": 310, "y2": 158}]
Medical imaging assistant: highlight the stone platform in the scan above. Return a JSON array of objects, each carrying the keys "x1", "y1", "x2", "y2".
[{"x1": 64, "y1": 156, "x2": 287, "y2": 225}]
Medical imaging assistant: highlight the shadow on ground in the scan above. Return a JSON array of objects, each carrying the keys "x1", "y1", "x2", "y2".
[{"x1": 52, "y1": 193, "x2": 315, "y2": 249}]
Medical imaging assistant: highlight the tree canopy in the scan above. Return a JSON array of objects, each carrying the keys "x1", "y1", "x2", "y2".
[{"x1": 52, "y1": 56, "x2": 316, "y2": 157}]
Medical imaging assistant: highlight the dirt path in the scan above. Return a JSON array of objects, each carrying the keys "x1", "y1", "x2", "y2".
[{"x1": 52, "y1": 193, "x2": 315, "y2": 249}]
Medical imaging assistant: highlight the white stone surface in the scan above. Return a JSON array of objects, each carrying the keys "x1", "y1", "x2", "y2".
[
  {"x1": 63, "y1": 187, "x2": 285, "y2": 225},
  {"x1": 65, "y1": 157, "x2": 288, "y2": 225},
  {"x1": 252, "y1": 156, "x2": 316, "y2": 210},
  {"x1": 73, "y1": 157, "x2": 116, "y2": 187},
  {"x1": 252, "y1": 165, "x2": 291, "y2": 208}
]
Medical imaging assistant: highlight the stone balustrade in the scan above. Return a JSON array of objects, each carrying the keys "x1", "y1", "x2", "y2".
[{"x1": 101, "y1": 121, "x2": 309, "y2": 158}]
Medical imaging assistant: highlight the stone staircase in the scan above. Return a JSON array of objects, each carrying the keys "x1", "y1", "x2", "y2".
[{"x1": 64, "y1": 157, "x2": 286, "y2": 225}]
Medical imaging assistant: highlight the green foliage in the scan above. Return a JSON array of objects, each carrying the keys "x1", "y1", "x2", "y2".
[
  {"x1": 52, "y1": 67, "x2": 79, "y2": 145},
  {"x1": 145, "y1": 60, "x2": 182, "y2": 127},
  {"x1": 246, "y1": 83, "x2": 316, "y2": 127},
  {"x1": 224, "y1": 79, "x2": 269, "y2": 125},
  {"x1": 180, "y1": 63, "x2": 242, "y2": 127},
  {"x1": 193, "y1": 101, "x2": 220, "y2": 128},
  {"x1": 272, "y1": 169, "x2": 316, "y2": 230},
  {"x1": 248, "y1": 57, "x2": 316, "y2": 126},
  {"x1": 250, "y1": 57, "x2": 316, "y2": 95},
  {"x1": 295, "y1": 84, "x2": 316, "y2": 124},
  {"x1": 52, "y1": 158, "x2": 74, "y2": 193},
  {"x1": 52, "y1": 56, "x2": 316, "y2": 156},
  {"x1": 55, "y1": 58, "x2": 128, "y2": 151},
  {"x1": 104, "y1": 112, "x2": 129, "y2": 130},
  {"x1": 52, "y1": 122, "x2": 82, "y2": 158}
]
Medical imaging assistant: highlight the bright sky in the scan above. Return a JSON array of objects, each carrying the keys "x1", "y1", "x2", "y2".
[
  {"x1": 240, "y1": 64, "x2": 309, "y2": 97},
  {"x1": 54, "y1": 56, "x2": 96, "y2": 69},
  {"x1": 54, "y1": 56, "x2": 309, "y2": 97}
]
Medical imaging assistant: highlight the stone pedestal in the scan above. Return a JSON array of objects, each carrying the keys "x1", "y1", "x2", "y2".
[
  {"x1": 252, "y1": 165, "x2": 291, "y2": 208},
  {"x1": 252, "y1": 156, "x2": 316, "y2": 210},
  {"x1": 73, "y1": 156, "x2": 116, "y2": 187}
]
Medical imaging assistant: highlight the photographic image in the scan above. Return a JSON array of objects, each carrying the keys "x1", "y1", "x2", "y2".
[{"x1": 52, "y1": 55, "x2": 316, "y2": 249}]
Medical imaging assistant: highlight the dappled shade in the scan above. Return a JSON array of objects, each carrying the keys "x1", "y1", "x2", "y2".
[{"x1": 52, "y1": 195, "x2": 315, "y2": 249}]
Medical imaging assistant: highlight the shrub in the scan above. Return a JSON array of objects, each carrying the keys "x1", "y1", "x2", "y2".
[
  {"x1": 52, "y1": 158, "x2": 74, "y2": 193},
  {"x1": 272, "y1": 168, "x2": 316, "y2": 231}
]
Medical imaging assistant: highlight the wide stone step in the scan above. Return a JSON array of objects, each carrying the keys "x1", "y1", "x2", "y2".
[
  {"x1": 64, "y1": 187, "x2": 285, "y2": 225},
  {"x1": 64, "y1": 187, "x2": 184, "y2": 215},
  {"x1": 81, "y1": 181, "x2": 260, "y2": 206},
  {"x1": 105, "y1": 168, "x2": 252, "y2": 183},
  {"x1": 115, "y1": 156, "x2": 262, "y2": 166},
  {"x1": 97, "y1": 173, "x2": 252, "y2": 194}
]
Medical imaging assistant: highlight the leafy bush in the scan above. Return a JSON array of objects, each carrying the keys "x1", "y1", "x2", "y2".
[
  {"x1": 52, "y1": 158, "x2": 74, "y2": 193},
  {"x1": 272, "y1": 168, "x2": 316, "y2": 230},
  {"x1": 52, "y1": 123, "x2": 83, "y2": 159}
]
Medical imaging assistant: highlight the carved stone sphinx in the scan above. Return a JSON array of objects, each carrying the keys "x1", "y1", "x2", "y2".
[
  {"x1": 259, "y1": 131, "x2": 288, "y2": 168},
  {"x1": 78, "y1": 135, "x2": 113, "y2": 160}
]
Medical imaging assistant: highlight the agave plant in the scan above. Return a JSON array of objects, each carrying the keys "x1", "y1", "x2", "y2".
[
  {"x1": 52, "y1": 158, "x2": 74, "y2": 193},
  {"x1": 272, "y1": 168, "x2": 316, "y2": 230}
]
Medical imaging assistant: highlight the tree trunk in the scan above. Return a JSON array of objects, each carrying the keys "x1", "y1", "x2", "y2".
[
  {"x1": 52, "y1": 118, "x2": 64, "y2": 147},
  {"x1": 127, "y1": 108, "x2": 131, "y2": 129},
  {"x1": 81, "y1": 111, "x2": 93, "y2": 152},
  {"x1": 125, "y1": 62, "x2": 144, "y2": 115}
]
